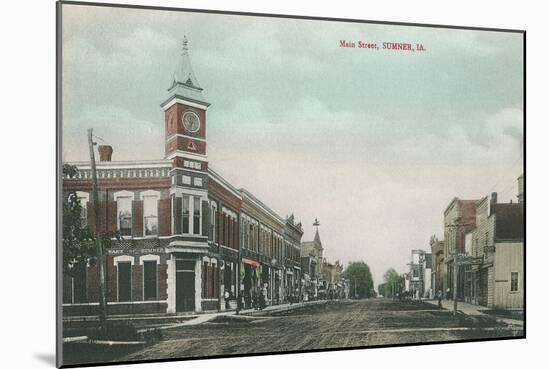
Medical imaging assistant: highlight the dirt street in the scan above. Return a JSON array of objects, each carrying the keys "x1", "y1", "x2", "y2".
[{"x1": 119, "y1": 299, "x2": 523, "y2": 363}]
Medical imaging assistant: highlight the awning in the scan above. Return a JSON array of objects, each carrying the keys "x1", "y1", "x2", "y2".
[{"x1": 242, "y1": 258, "x2": 260, "y2": 267}]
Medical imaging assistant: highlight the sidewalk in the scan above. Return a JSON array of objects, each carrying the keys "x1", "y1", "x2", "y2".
[
  {"x1": 239, "y1": 299, "x2": 327, "y2": 316},
  {"x1": 64, "y1": 300, "x2": 329, "y2": 337},
  {"x1": 424, "y1": 299, "x2": 489, "y2": 316},
  {"x1": 424, "y1": 299, "x2": 524, "y2": 328},
  {"x1": 138, "y1": 300, "x2": 327, "y2": 333}
]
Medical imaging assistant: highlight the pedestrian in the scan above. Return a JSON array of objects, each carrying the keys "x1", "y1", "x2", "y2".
[
  {"x1": 224, "y1": 290, "x2": 230, "y2": 310},
  {"x1": 446, "y1": 287, "x2": 451, "y2": 300},
  {"x1": 251, "y1": 290, "x2": 258, "y2": 310},
  {"x1": 436, "y1": 290, "x2": 443, "y2": 309},
  {"x1": 260, "y1": 284, "x2": 267, "y2": 310}
]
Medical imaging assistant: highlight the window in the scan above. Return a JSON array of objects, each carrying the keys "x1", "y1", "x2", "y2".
[
  {"x1": 143, "y1": 261, "x2": 158, "y2": 300},
  {"x1": 182, "y1": 195, "x2": 202, "y2": 235},
  {"x1": 511, "y1": 272, "x2": 519, "y2": 292},
  {"x1": 183, "y1": 160, "x2": 202, "y2": 170},
  {"x1": 143, "y1": 196, "x2": 158, "y2": 236},
  {"x1": 202, "y1": 261, "x2": 209, "y2": 298},
  {"x1": 201, "y1": 259, "x2": 219, "y2": 299},
  {"x1": 68, "y1": 261, "x2": 87, "y2": 304},
  {"x1": 193, "y1": 196, "x2": 200, "y2": 234},
  {"x1": 182, "y1": 196, "x2": 190, "y2": 233},
  {"x1": 181, "y1": 175, "x2": 191, "y2": 185},
  {"x1": 74, "y1": 192, "x2": 89, "y2": 228},
  {"x1": 118, "y1": 262, "x2": 132, "y2": 302},
  {"x1": 210, "y1": 203, "x2": 217, "y2": 242},
  {"x1": 251, "y1": 225, "x2": 255, "y2": 251},
  {"x1": 117, "y1": 197, "x2": 132, "y2": 236},
  {"x1": 194, "y1": 177, "x2": 203, "y2": 187},
  {"x1": 79, "y1": 201, "x2": 87, "y2": 227}
]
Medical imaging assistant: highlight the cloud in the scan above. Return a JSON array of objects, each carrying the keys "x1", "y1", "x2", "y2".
[
  {"x1": 62, "y1": 104, "x2": 164, "y2": 162},
  {"x1": 60, "y1": 5, "x2": 524, "y2": 286}
]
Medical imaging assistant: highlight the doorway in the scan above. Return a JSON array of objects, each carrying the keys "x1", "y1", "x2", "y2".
[{"x1": 176, "y1": 259, "x2": 195, "y2": 312}]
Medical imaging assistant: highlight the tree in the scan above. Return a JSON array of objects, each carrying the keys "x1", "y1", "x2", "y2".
[
  {"x1": 62, "y1": 164, "x2": 112, "y2": 275},
  {"x1": 382, "y1": 267, "x2": 405, "y2": 298},
  {"x1": 62, "y1": 164, "x2": 96, "y2": 275},
  {"x1": 342, "y1": 261, "x2": 375, "y2": 299}
]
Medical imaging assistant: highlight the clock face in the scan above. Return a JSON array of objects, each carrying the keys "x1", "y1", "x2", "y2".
[{"x1": 182, "y1": 111, "x2": 200, "y2": 133}]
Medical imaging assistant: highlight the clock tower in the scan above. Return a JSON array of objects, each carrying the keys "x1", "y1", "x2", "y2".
[
  {"x1": 162, "y1": 37, "x2": 209, "y2": 161},
  {"x1": 161, "y1": 38, "x2": 211, "y2": 313},
  {"x1": 161, "y1": 37, "x2": 209, "y2": 184}
]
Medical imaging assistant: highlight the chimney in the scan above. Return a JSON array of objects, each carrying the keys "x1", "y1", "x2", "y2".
[
  {"x1": 98, "y1": 145, "x2": 113, "y2": 162},
  {"x1": 489, "y1": 192, "x2": 497, "y2": 215}
]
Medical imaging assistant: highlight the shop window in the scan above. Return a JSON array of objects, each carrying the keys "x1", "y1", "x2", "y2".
[
  {"x1": 143, "y1": 261, "x2": 158, "y2": 300},
  {"x1": 202, "y1": 261, "x2": 208, "y2": 298},
  {"x1": 118, "y1": 262, "x2": 132, "y2": 302},
  {"x1": 73, "y1": 262, "x2": 87, "y2": 303}
]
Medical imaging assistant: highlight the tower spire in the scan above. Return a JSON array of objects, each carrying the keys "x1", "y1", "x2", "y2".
[
  {"x1": 171, "y1": 36, "x2": 201, "y2": 89},
  {"x1": 313, "y1": 218, "x2": 322, "y2": 248},
  {"x1": 182, "y1": 36, "x2": 189, "y2": 54},
  {"x1": 165, "y1": 36, "x2": 207, "y2": 105}
]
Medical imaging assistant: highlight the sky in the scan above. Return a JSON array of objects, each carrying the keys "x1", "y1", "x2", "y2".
[{"x1": 61, "y1": 4, "x2": 524, "y2": 287}]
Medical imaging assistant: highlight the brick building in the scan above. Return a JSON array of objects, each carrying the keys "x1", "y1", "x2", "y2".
[
  {"x1": 62, "y1": 38, "x2": 303, "y2": 316},
  {"x1": 443, "y1": 197, "x2": 478, "y2": 299}
]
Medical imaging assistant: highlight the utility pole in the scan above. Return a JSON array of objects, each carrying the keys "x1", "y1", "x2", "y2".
[{"x1": 88, "y1": 129, "x2": 108, "y2": 333}]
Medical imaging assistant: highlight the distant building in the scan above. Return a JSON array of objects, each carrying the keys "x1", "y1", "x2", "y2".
[
  {"x1": 321, "y1": 259, "x2": 344, "y2": 298},
  {"x1": 407, "y1": 249, "x2": 432, "y2": 298},
  {"x1": 430, "y1": 235, "x2": 445, "y2": 296},
  {"x1": 301, "y1": 226, "x2": 324, "y2": 298},
  {"x1": 424, "y1": 253, "x2": 433, "y2": 298}
]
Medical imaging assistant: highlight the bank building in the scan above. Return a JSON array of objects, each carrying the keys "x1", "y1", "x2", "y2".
[{"x1": 62, "y1": 38, "x2": 304, "y2": 315}]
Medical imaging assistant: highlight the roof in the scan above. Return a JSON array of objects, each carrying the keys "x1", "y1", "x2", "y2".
[
  {"x1": 444, "y1": 197, "x2": 479, "y2": 217},
  {"x1": 172, "y1": 37, "x2": 200, "y2": 88},
  {"x1": 239, "y1": 188, "x2": 285, "y2": 226},
  {"x1": 208, "y1": 167, "x2": 242, "y2": 200},
  {"x1": 164, "y1": 37, "x2": 208, "y2": 106},
  {"x1": 63, "y1": 159, "x2": 171, "y2": 170},
  {"x1": 313, "y1": 229, "x2": 322, "y2": 246},
  {"x1": 494, "y1": 203, "x2": 525, "y2": 241}
]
